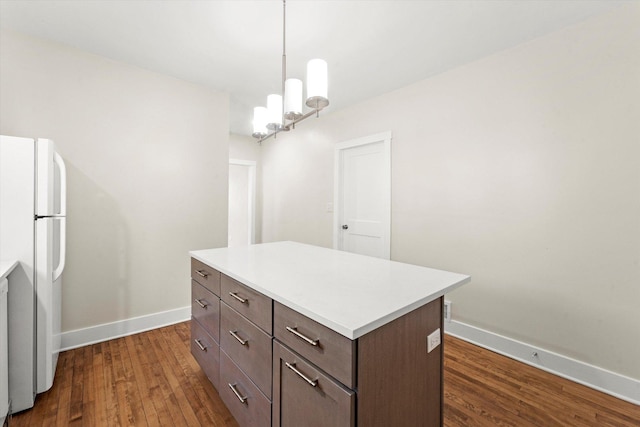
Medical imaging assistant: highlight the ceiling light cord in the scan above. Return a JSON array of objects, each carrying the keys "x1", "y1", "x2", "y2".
[{"x1": 282, "y1": 0, "x2": 287, "y2": 127}]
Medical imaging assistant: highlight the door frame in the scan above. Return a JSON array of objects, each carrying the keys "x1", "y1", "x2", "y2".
[
  {"x1": 229, "y1": 159, "x2": 257, "y2": 245},
  {"x1": 333, "y1": 131, "x2": 392, "y2": 259}
]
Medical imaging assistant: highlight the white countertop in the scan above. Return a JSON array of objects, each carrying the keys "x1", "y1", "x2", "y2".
[
  {"x1": 190, "y1": 241, "x2": 470, "y2": 339},
  {"x1": 0, "y1": 260, "x2": 19, "y2": 280}
]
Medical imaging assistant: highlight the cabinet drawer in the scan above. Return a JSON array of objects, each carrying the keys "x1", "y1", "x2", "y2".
[
  {"x1": 191, "y1": 258, "x2": 220, "y2": 296},
  {"x1": 220, "y1": 302, "x2": 272, "y2": 399},
  {"x1": 191, "y1": 318, "x2": 220, "y2": 390},
  {"x1": 221, "y1": 274, "x2": 272, "y2": 334},
  {"x1": 192, "y1": 280, "x2": 220, "y2": 343},
  {"x1": 273, "y1": 341, "x2": 355, "y2": 427},
  {"x1": 220, "y1": 350, "x2": 271, "y2": 427},
  {"x1": 274, "y1": 302, "x2": 356, "y2": 388}
]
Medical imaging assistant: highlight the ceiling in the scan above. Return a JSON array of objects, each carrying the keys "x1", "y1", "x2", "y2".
[{"x1": 0, "y1": 0, "x2": 629, "y2": 136}]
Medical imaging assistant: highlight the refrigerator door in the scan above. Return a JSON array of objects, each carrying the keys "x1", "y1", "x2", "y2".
[
  {"x1": 35, "y1": 216, "x2": 62, "y2": 393},
  {"x1": 34, "y1": 139, "x2": 65, "y2": 393}
]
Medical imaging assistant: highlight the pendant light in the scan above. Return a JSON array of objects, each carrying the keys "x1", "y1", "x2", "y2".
[
  {"x1": 252, "y1": 107, "x2": 268, "y2": 139},
  {"x1": 267, "y1": 94, "x2": 283, "y2": 130},
  {"x1": 306, "y1": 59, "x2": 329, "y2": 109},
  {"x1": 252, "y1": 0, "x2": 329, "y2": 142},
  {"x1": 284, "y1": 78, "x2": 303, "y2": 120}
]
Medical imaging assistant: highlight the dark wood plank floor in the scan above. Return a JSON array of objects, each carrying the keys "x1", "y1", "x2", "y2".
[
  {"x1": 443, "y1": 336, "x2": 639, "y2": 426},
  {"x1": 9, "y1": 321, "x2": 639, "y2": 426}
]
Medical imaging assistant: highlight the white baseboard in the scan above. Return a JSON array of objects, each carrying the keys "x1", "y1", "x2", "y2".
[
  {"x1": 445, "y1": 320, "x2": 640, "y2": 405},
  {"x1": 60, "y1": 306, "x2": 191, "y2": 352},
  {"x1": 59, "y1": 310, "x2": 640, "y2": 405}
]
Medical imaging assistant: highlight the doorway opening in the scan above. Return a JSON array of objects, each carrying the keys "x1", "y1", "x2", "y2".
[{"x1": 228, "y1": 159, "x2": 256, "y2": 247}]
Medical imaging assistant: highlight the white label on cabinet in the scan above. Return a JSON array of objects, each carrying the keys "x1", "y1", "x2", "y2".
[{"x1": 427, "y1": 328, "x2": 441, "y2": 353}]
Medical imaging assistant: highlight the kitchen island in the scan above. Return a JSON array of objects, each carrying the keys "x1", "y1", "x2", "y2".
[{"x1": 189, "y1": 241, "x2": 470, "y2": 427}]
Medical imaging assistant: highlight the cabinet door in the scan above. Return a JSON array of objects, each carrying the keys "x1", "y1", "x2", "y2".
[
  {"x1": 273, "y1": 341, "x2": 354, "y2": 427},
  {"x1": 220, "y1": 302, "x2": 273, "y2": 399},
  {"x1": 191, "y1": 258, "x2": 221, "y2": 296},
  {"x1": 221, "y1": 274, "x2": 272, "y2": 333},
  {"x1": 274, "y1": 302, "x2": 355, "y2": 388},
  {"x1": 219, "y1": 350, "x2": 271, "y2": 427},
  {"x1": 191, "y1": 318, "x2": 220, "y2": 390},
  {"x1": 192, "y1": 280, "x2": 220, "y2": 343}
]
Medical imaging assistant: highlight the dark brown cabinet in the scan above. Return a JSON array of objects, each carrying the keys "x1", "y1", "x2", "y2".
[
  {"x1": 217, "y1": 272, "x2": 274, "y2": 426},
  {"x1": 273, "y1": 341, "x2": 355, "y2": 427},
  {"x1": 192, "y1": 280, "x2": 220, "y2": 342},
  {"x1": 221, "y1": 274, "x2": 272, "y2": 333},
  {"x1": 191, "y1": 258, "x2": 220, "y2": 295},
  {"x1": 220, "y1": 302, "x2": 273, "y2": 399},
  {"x1": 191, "y1": 318, "x2": 220, "y2": 388},
  {"x1": 273, "y1": 302, "x2": 356, "y2": 389},
  {"x1": 190, "y1": 259, "x2": 221, "y2": 389},
  {"x1": 190, "y1": 257, "x2": 445, "y2": 427},
  {"x1": 219, "y1": 350, "x2": 271, "y2": 427}
]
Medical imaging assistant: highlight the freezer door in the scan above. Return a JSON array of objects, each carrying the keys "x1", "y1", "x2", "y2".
[
  {"x1": 36, "y1": 139, "x2": 66, "y2": 216},
  {"x1": 36, "y1": 139, "x2": 55, "y2": 217}
]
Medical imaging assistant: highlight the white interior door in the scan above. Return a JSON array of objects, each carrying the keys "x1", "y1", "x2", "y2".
[
  {"x1": 334, "y1": 132, "x2": 391, "y2": 259},
  {"x1": 228, "y1": 160, "x2": 256, "y2": 247}
]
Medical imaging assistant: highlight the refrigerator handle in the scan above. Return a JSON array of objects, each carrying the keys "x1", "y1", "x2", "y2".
[
  {"x1": 53, "y1": 151, "x2": 67, "y2": 216},
  {"x1": 53, "y1": 217, "x2": 66, "y2": 282},
  {"x1": 53, "y1": 151, "x2": 67, "y2": 281}
]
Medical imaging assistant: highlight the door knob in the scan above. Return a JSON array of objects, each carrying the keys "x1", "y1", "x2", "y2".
[{"x1": 342, "y1": 224, "x2": 349, "y2": 230}]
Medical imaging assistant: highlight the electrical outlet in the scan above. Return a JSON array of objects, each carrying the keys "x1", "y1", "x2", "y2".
[
  {"x1": 444, "y1": 300, "x2": 452, "y2": 322},
  {"x1": 427, "y1": 328, "x2": 441, "y2": 353}
]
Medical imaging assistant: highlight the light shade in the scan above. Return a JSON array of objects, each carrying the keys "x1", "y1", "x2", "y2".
[
  {"x1": 267, "y1": 94, "x2": 283, "y2": 130},
  {"x1": 306, "y1": 58, "x2": 329, "y2": 109},
  {"x1": 284, "y1": 78, "x2": 303, "y2": 120},
  {"x1": 252, "y1": 106, "x2": 268, "y2": 138}
]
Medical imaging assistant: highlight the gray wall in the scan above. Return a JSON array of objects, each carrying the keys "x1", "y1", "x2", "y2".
[
  {"x1": 259, "y1": 6, "x2": 640, "y2": 379},
  {"x1": 0, "y1": 31, "x2": 230, "y2": 332}
]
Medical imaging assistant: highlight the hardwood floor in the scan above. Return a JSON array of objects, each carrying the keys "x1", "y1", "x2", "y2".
[
  {"x1": 9, "y1": 321, "x2": 639, "y2": 426},
  {"x1": 10, "y1": 322, "x2": 238, "y2": 427},
  {"x1": 443, "y1": 336, "x2": 639, "y2": 427}
]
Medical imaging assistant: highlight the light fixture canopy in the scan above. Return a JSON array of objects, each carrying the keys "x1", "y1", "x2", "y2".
[{"x1": 252, "y1": 0, "x2": 329, "y2": 142}]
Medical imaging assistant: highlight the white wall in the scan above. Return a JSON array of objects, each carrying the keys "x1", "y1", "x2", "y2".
[
  {"x1": 259, "y1": 5, "x2": 640, "y2": 380},
  {"x1": 0, "y1": 31, "x2": 229, "y2": 332},
  {"x1": 229, "y1": 133, "x2": 260, "y2": 162}
]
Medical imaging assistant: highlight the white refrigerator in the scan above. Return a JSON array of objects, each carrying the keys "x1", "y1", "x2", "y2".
[{"x1": 0, "y1": 135, "x2": 66, "y2": 412}]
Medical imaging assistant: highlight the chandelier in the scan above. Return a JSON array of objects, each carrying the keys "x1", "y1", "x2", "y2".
[{"x1": 252, "y1": 0, "x2": 329, "y2": 142}]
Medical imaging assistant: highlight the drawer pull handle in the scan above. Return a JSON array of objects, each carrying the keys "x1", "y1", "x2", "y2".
[
  {"x1": 194, "y1": 298, "x2": 208, "y2": 308},
  {"x1": 286, "y1": 326, "x2": 319, "y2": 346},
  {"x1": 285, "y1": 362, "x2": 318, "y2": 387},
  {"x1": 229, "y1": 330, "x2": 248, "y2": 346},
  {"x1": 228, "y1": 292, "x2": 248, "y2": 304},
  {"x1": 228, "y1": 383, "x2": 248, "y2": 404},
  {"x1": 195, "y1": 269, "x2": 209, "y2": 278},
  {"x1": 194, "y1": 339, "x2": 207, "y2": 351}
]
